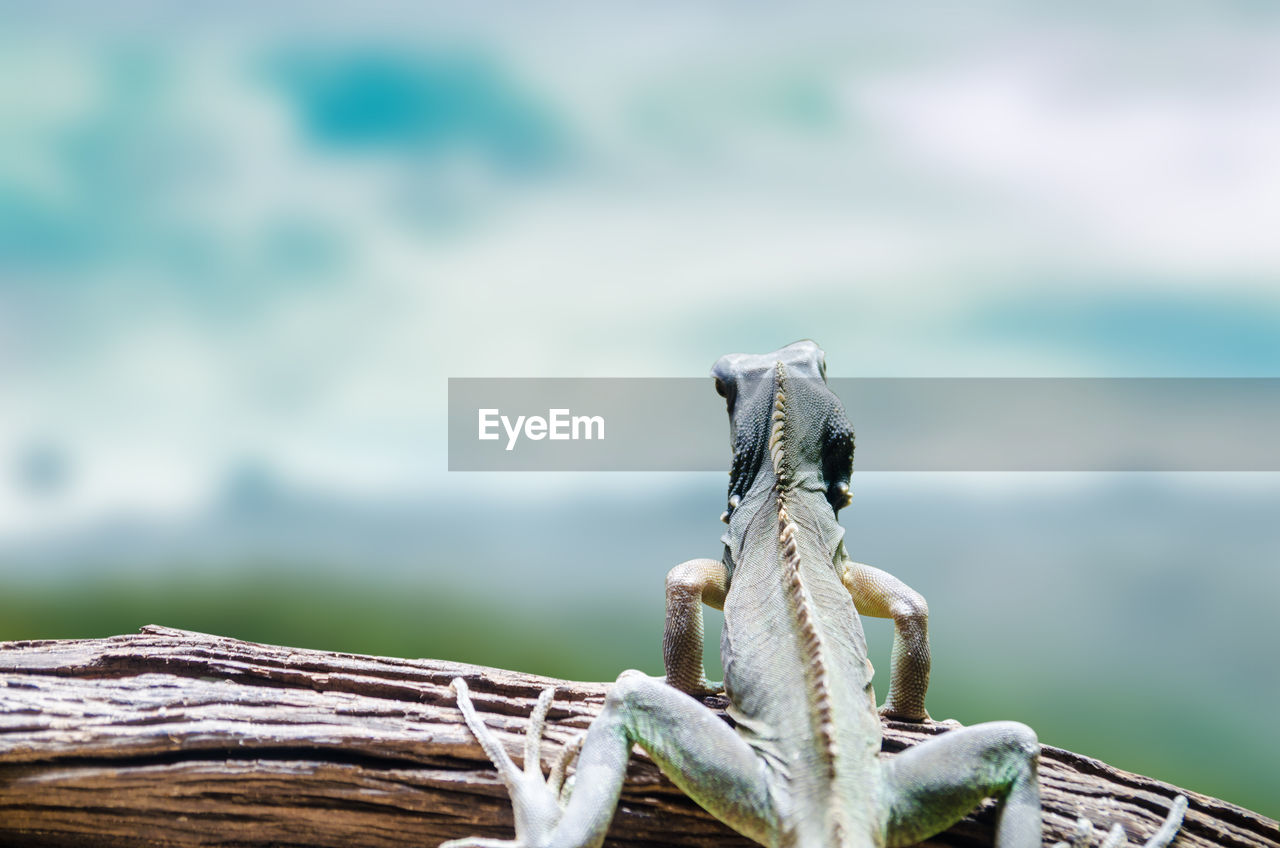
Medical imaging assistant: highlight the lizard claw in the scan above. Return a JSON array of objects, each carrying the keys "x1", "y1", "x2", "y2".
[
  {"x1": 448, "y1": 678, "x2": 567, "y2": 847},
  {"x1": 1051, "y1": 815, "x2": 1094, "y2": 848},
  {"x1": 1052, "y1": 795, "x2": 1187, "y2": 848}
]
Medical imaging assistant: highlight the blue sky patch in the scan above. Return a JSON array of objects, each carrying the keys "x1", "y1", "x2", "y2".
[
  {"x1": 971, "y1": 290, "x2": 1280, "y2": 376},
  {"x1": 266, "y1": 49, "x2": 567, "y2": 174}
]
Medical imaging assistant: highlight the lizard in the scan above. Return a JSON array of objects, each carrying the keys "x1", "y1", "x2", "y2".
[{"x1": 441, "y1": 340, "x2": 1187, "y2": 848}]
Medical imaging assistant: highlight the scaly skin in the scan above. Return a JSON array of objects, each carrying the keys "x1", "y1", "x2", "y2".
[{"x1": 442, "y1": 341, "x2": 1186, "y2": 848}]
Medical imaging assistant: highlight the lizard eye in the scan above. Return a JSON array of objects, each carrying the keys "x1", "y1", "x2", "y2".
[
  {"x1": 821, "y1": 408, "x2": 854, "y2": 513},
  {"x1": 714, "y1": 377, "x2": 738, "y2": 415}
]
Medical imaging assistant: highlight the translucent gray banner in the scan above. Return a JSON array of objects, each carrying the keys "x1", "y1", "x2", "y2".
[{"x1": 448, "y1": 378, "x2": 1280, "y2": 471}]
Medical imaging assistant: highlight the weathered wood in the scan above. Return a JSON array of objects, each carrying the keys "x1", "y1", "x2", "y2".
[{"x1": 0, "y1": 626, "x2": 1273, "y2": 848}]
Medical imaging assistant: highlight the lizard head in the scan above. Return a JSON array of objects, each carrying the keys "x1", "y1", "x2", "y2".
[{"x1": 711, "y1": 340, "x2": 854, "y2": 525}]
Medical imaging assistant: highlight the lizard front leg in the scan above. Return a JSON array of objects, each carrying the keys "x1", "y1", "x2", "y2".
[
  {"x1": 840, "y1": 554, "x2": 931, "y2": 721},
  {"x1": 443, "y1": 671, "x2": 776, "y2": 848},
  {"x1": 663, "y1": 557, "x2": 728, "y2": 696}
]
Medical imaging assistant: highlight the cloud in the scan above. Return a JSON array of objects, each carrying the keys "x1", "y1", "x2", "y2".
[
  {"x1": 3, "y1": 10, "x2": 1280, "y2": 539},
  {"x1": 857, "y1": 44, "x2": 1280, "y2": 277}
]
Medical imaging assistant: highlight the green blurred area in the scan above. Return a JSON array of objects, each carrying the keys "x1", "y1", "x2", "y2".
[
  {"x1": 0, "y1": 571, "x2": 660, "y2": 681},
  {"x1": 2, "y1": 572, "x2": 1273, "y2": 820}
]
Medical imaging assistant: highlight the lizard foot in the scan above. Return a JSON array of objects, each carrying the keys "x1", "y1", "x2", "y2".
[
  {"x1": 441, "y1": 678, "x2": 567, "y2": 848},
  {"x1": 660, "y1": 676, "x2": 725, "y2": 698},
  {"x1": 690, "y1": 679, "x2": 726, "y2": 698},
  {"x1": 1052, "y1": 795, "x2": 1187, "y2": 848},
  {"x1": 879, "y1": 702, "x2": 932, "y2": 723}
]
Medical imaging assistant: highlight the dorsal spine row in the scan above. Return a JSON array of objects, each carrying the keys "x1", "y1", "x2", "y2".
[{"x1": 769, "y1": 364, "x2": 840, "y2": 785}]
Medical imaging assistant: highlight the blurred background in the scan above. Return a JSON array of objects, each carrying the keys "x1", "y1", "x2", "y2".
[{"x1": 1, "y1": 0, "x2": 1277, "y2": 818}]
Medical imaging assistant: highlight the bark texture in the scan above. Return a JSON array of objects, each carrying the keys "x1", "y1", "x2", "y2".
[{"x1": 0, "y1": 626, "x2": 1274, "y2": 848}]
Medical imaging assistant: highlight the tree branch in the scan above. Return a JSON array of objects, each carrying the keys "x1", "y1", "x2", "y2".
[{"x1": 0, "y1": 626, "x2": 1273, "y2": 848}]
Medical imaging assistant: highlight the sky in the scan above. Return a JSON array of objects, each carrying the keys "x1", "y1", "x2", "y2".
[{"x1": 3, "y1": 3, "x2": 1279, "y2": 538}]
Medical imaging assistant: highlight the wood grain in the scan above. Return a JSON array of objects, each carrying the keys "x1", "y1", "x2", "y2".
[{"x1": 0, "y1": 626, "x2": 1274, "y2": 848}]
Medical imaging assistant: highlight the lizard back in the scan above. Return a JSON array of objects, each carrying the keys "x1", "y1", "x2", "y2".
[{"x1": 716, "y1": 355, "x2": 885, "y2": 848}]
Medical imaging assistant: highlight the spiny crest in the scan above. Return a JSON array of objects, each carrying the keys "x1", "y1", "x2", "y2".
[
  {"x1": 773, "y1": 378, "x2": 839, "y2": 782},
  {"x1": 768, "y1": 362, "x2": 790, "y2": 486},
  {"x1": 777, "y1": 505, "x2": 839, "y2": 780},
  {"x1": 831, "y1": 817, "x2": 850, "y2": 848}
]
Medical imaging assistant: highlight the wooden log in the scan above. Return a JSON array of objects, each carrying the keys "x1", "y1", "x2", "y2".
[{"x1": 0, "y1": 626, "x2": 1273, "y2": 848}]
